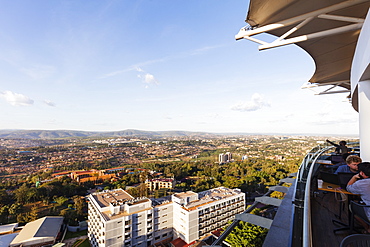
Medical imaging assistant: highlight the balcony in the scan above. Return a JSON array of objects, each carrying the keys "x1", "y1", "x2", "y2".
[{"x1": 212, "y1": 142, "x2": 360, "y2": 247}]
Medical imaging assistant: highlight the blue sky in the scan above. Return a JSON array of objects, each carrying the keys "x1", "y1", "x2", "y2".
[{"x1": 0, "y1": 0, "x2": 359, "y2": 135}]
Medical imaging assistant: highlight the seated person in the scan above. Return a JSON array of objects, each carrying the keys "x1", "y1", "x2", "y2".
[
  {"x1": 346, "y1": 162, "x2": 370, "y2": 233},
  {"x1": 334, "y1": 155, "x2": 362, "y2": 174}
]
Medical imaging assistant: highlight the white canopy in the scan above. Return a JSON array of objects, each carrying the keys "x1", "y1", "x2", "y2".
[{"x1": 236, "y1": 0, "x2": 370, "y2": 111}]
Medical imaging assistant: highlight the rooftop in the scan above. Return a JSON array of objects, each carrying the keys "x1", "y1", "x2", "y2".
[
  {"x1": 173, "y1": 191, "x2": 198, "y2": 200},
  {"x1": 185, "y1": 187, "x2": 242, "y2": 210},
  {"x1": 92, "y1": 189, "x2": 133, "y2": 208}
]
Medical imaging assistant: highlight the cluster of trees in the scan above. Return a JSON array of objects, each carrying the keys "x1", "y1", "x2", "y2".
[
  {"x1": 1, "y1": 155, "x2": 299, "y2": 223},
  {"x1": 0, "y1": 176, "x2": 88, "y2": 225}
]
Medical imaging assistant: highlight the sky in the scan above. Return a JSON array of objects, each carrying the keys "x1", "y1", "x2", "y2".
[{"x1": 0, "y1": 0, "x2": 359, "y2": 136}]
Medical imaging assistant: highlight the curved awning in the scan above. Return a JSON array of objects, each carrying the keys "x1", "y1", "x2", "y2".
[{"x1": 236, "y1": 0, "x2": 370, "y2": 111}]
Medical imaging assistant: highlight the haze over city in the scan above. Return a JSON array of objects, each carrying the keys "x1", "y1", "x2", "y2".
[{"x1": 0, "y1": 0, "x2": 359, "y2": 135}]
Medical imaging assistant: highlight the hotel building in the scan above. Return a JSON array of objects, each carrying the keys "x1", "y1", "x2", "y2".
[{"x1": 87, "y1": 187, "x2": 245, "y2": 247}]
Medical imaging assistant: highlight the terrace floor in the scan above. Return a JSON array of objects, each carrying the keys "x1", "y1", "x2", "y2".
[{"x1": 311, "y1": 190, "x2": 361, "y2": 247}]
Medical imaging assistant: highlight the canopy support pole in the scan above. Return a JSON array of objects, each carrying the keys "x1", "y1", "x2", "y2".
[{"x1": 359, "y1": 80, "x2": 370, "y2": 161}]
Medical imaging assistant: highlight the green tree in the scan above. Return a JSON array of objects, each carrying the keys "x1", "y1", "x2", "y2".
[
  {"x1": 0, "y1": 205, "x2": 9, "y2": 224},
  {"x1": 0, "y1": 189, "x2": 12, "y2": 205},
  {"x1": 14, "y1": 184, "x2": 30, "y2": 204},
  {"x1": 73, "y1": 196, "x2": 86, "y2": 218},
  {"x1": 60, "y1": 208, "x2": 78, "y2": 226},
  {"x1": 28, "y1": 206, "x2": 39, "y2": 221},
  {"x1": 9, "y1": 203, "x2": 23, "y2": 217},
  {"x1": 55, "y1": 196, "x2": 68, "y2": 206}
]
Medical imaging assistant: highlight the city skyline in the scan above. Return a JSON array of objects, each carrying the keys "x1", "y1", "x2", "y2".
[{"x1": 0, "y1": 1, "x2": 359, "y2": 135}]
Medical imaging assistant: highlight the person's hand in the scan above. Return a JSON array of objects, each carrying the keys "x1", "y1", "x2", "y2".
[{"x1": 354, "y1": 173, "x2": 362, "y2": 180}]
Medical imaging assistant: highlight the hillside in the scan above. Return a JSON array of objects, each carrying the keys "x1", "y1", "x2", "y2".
[{"x1": 0, "y1": 129, "x2": 218, "y2": 139}]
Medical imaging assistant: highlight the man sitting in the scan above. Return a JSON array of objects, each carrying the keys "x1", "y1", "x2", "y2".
[
  {"x1": 334, "y1": 155, "x2": 362, "y2": 174},
  {"x1": 346, "y1": 162, "x2": 370, "y2": 233}
]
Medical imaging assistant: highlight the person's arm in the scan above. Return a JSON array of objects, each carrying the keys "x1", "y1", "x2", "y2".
[
  {"x1": 326, "y1": 139, "x2": 338, "y2": 147},
  {"x1": 334, "y1": 165, "x2": 344, "y2": 174},
  {"x1": 347, "y1": 173, "x2": 361, "y2": 186}
]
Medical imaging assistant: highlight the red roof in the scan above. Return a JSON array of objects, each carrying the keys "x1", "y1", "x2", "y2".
[
  {"x1": 170, "y1": 238, "x2": 197, "y2": 247},
  {"x1": 211, "y1": 228, "x2": 223, "y2": 237}
]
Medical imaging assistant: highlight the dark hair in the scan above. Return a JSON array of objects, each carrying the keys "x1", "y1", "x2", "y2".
[
  {"x1": 339, "y1": 141, "x2": 347, "y2": 146},
  {"x1": 358, "y1": 162, "x2": 370, "y2": 177}
]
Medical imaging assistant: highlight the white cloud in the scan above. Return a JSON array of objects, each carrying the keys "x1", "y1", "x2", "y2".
[
  {"x1": 0, "y1": 91, "x2": 34, "y2": 106},
  {"x1": 231, "y1": 93, "x2": 270, "y2": 112},
  {"x1": 43, "y1": 100, "x2": 56, "y2": 107},
  {"x1": 140, "y1": 73, "x2": 158, "y2": 84},
  {"x1": 135, "y1": 67, "x2": 144, "y2": 72},
  {"x1": 136, "y1": 67, "x2": 159, "y2": 87}
]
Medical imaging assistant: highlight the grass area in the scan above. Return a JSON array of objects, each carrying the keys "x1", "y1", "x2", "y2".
[
  {"x1": 78, "y1": 239, "x2": 91, "y2": 247},
  {"x1": 72, "y1": 238, "x2": 90, "y2": 247},
  {"x1": 65, "y1": 230, "x2": 87, "y2": 239},
  {"x1": 72, "y1": 239, "x2": 84, "y2": 247}
]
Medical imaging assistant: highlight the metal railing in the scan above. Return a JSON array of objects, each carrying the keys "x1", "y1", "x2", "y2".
[
  {"x1": 291, "y1": 142, "x2": 359, "y2": 247},
  {"x1": 211, "y1": 142, "x2": 359, "y2": 247}
]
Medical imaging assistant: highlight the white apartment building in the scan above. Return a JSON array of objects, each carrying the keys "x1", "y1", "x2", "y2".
[
  {"x1": 88, "y1": 187, "x2": 245, "y2": 247},
  {"x1": 88, "y1": 189, "x2": 173, "y2": 247},
  {"x1": 219, "y1": 152, "x2": 232, "y2": 164},
  {"x1": 172, "y1": 187, "x2": 245, "y2": 243},
  {"x1": 145, "y1": 178, "x2": 175, "y2": 191}
]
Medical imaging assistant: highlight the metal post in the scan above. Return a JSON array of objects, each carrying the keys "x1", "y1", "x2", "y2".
[{"x1": 359, "y1": 80, "x2": 370, "y2": 161}]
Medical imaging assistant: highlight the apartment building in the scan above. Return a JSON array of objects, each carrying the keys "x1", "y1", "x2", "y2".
[
  {"x1": 87, "y1": 187, "x2": 245, "y2": 247},
  {"x1": 88, "y1": 189, "x2": 173, "y2": 247},
  {"x1": 172, "y1": 187, "x2": 245, "y2": 243},
  {"x1": 218, "y1": 152, "x2": 232, "y2": 164},
  {"x1": 145, "y1": 178, "x2": 175, "y2": 191}
]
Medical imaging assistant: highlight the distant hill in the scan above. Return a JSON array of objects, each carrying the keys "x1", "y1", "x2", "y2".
[{"x1": 0, "y1": 129, "x2": 219, "y2": 139}]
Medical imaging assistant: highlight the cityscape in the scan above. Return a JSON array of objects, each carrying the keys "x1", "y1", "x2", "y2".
[
  {"x1": 0, "y1": 133, "x2": 354, "y2": 246},
  {"x1": 0, "y1": 0, "x2": 368, "y2": 247}
]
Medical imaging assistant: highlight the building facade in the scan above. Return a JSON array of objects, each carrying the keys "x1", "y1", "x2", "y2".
[
  {"x1": 219, "y1": 152, "x2": 232, "y2": 164},
  {"x1": 172, "y1": 187, "x2": 245, "y2": 243},
  {"x1": 145, "y1": 178, "x2": 175, "y2": 191},
  {"x1": 88, "y1": 189, "x2": 173, "y2": 247},
  {"x1": 87, "y1": 187, "x2": 245, "y2": 247}
]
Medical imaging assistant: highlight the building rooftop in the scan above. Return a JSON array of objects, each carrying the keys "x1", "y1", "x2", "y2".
[
  {"x1": 10, "y1": 216, "x2": 63, "y2": 246},
  {"x1": 0, "y1": 233, "x2": 18, "y2": 247},
  {"x1": 185, "y1": 187, "x2": 242, "y2": 210},
  {"x1": 0, "y1": 223, "x2": 18, "y2": 235},
  {"x1": 173, "y1": 191, "x2": 198, "y2": 200},
  {"x1": 92, "y1": 189, "x2": 133, "y2": 208},
  {"x1": 148, "y1": 178, "x2": 174, "y2": 182}
]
